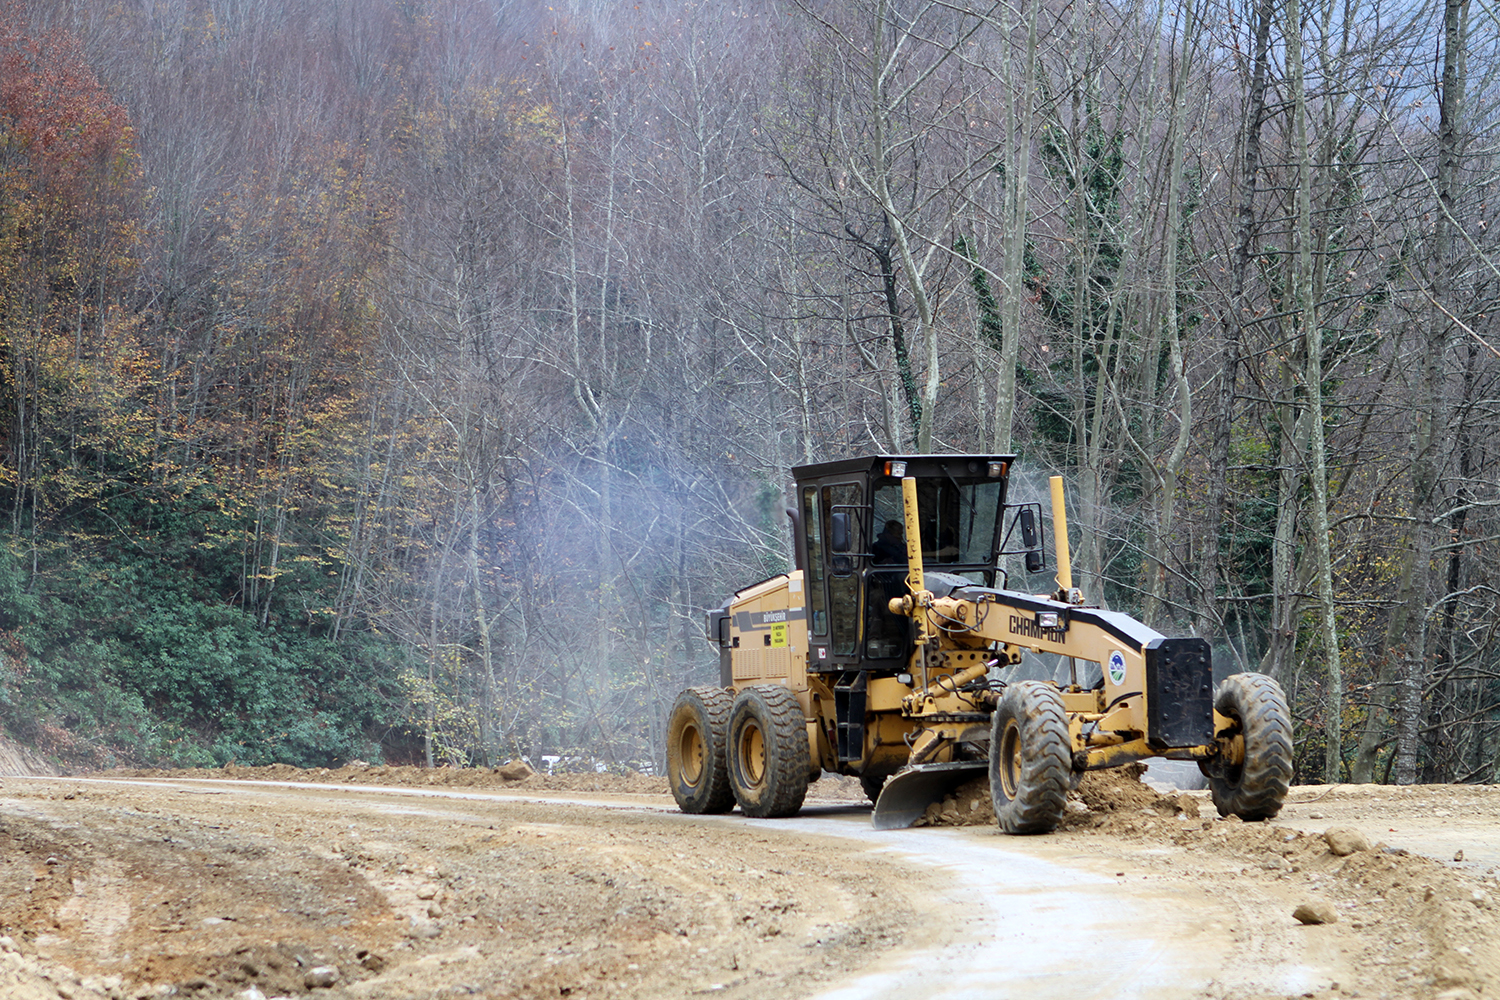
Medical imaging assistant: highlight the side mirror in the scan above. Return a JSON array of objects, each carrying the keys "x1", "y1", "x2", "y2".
[
  {"x1": 1019, "y1": 508, "x2": 1043, "y2": 574},
  {"x1": 831, "y1": 511, "x2": 850, "y2": 553},
  {"x1": 1019, "y1": 508, "x2": 1039, "y2": 548}
]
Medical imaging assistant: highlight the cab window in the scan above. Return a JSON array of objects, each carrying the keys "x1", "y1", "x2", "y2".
[
  {"x1": 823, "y1": 482, "x2": 862, "y2": 656},
  {"x1": 801, "y1": 486, "x2": 828, "y2": 637}
]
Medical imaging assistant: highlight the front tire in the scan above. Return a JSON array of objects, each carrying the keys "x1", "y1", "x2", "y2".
[
  {"x1": 989, "y1": 681, "x2": 1071, "y2": 834},
  {"x1": 1204, "y1": 672, "x2": 1292, "y2": 820},
  {"x1": 727, "y1": 686, "x2": 810, "y2": 818},
  {"x1": 666, "y1": 687, "x2": 736, "y2": 814}
]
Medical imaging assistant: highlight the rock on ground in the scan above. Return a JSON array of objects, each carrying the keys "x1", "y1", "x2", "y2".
[
  {"x1": 1324, "y1": 826, "x2": 1371, "y2": 856},
  {"x1": 303, "y1": 965, "x2": 340, "y2": 988},
  {"x1": 497, "y1": 760, "x2": 534, "y2": 781},
  {"x1": 1293, "y1": 900, "x2": 1338, "y2": 924}
]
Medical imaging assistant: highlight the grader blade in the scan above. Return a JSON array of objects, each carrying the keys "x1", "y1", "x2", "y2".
[{"x1": 871, "y1": 761, "x2": 988, "y2": 830}]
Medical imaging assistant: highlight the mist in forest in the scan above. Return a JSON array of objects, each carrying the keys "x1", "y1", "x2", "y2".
[{"x1": 1, "y1": 0, "x2": 1497, "y2": 784}]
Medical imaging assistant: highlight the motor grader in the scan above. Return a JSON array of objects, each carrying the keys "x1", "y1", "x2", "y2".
[{"x1": 667, "y1": 455, "x2": 1292, "y2": 831}]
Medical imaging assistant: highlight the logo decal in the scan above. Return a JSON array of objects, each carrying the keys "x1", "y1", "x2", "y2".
[
  {"x1": 1008, "y1": 614, "x2": 1067, "y2": 645},
  {"x1": 1108, "y1": 651, "x2": 1127, "y2": 686}
]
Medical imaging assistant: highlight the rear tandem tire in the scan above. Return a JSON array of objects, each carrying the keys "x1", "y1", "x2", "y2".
[
  {"x1": 727, "y1": 685, "x2": 810, "y2": 818},
  {"x1": 989, "y1": 681, "x2": 1071, "y2": 834},
  {"x1": 666, "y1": 687, "x2": 736, "y2": 814},
  {"x1": 1204, "y1": 672, "x2": 1292, "y2": 821}
]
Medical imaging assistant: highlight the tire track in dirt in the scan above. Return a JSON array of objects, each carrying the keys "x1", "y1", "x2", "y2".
[
  {"x1": 67, "y1": 778, "x2": 1332, "y2": 998},
  {"x1": 53, "y1": 858, "x2": 132, "y2": 959},
  {"x1": 10, "y1": 770, "x2": 1500, "y2": 1000},
  {"x1": 3, "y1": 777, "x2": 920, "y2": 1000},
  {"x1": 775, "y1": 813, "x2": 1319, "y2": 1000}
]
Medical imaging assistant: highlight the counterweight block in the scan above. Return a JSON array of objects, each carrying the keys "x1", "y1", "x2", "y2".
[{"x1": 1145, "y1": 637, "x2": 1215, "y2": 749}]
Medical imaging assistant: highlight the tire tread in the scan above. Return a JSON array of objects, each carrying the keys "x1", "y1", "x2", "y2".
[
  {"x1": 1208, "y1": 672, "x2": 1293, "y2": 821},
  {"x1": 667, "y1": 686, "x2": 736, "y2": 814},
  {"x1": 729, "y1": 685, "x2": 811, "y2": 818},
  {"x1": 991, "y1": 681, "x2": 1071, "y2": 834}
]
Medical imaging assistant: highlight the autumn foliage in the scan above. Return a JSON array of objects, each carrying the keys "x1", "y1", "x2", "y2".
[{"x1": 1, "y1": 16, "x2": 134, "y2": 198}]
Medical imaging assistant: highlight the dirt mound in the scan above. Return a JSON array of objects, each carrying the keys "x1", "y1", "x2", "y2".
[
  {"x1": 1152, "y1": 817, "x2": 1500, "y2": 996},
  {"x1": 910, "y1": 776, "x2": 994, "y2": 827},
  {"x1": 909, "y1": 767, "x2": 1500, "y2": 995},
  {"x1": 1072, "y1": 762, "x2": 1156, "y2": 812},
  {"x1": 807, "y1": 774, "x2": 869, "y2": 801},
  {"x1": 515, "y1": 770, "x2": 668, "y2": 794},
  {"x1": 108, "y1": 762, "x2": 672, "y2": 796},
  {"x1": 913, "y1": 764, "x2": 1199, "y2": 829},
  {"x1": 1062, "y1": 763, "x2": 1200, "y2": 831},
  {"x1": 111, "y1": 762, "x2": 885, "y2": 801}
]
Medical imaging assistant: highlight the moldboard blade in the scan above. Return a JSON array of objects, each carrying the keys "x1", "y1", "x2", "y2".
[{"x1": 871, "y1": 761, "x2": 988, "y2": 830}]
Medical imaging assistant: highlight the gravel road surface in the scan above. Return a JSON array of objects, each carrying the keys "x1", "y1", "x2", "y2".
[{"x1": 1, "y1": 765, "x2": 1497, "y2": 1000}]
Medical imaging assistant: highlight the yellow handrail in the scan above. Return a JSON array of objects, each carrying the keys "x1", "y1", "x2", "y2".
[
  {"x1": 901, "y1": 476, "x2": 926, "y2": 598},
  {"x1": 1049, "y1": 475, "x2": 1074, "y2": 599}
]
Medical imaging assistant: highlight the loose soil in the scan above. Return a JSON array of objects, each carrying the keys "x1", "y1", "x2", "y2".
[
  {"x1": 119, "y1": 764, "x2": 678, "y2": 797},
  {"x1": 1, "y1": 762, "x2": 1499, "y2": 1000},
  {"x1": 917, "y1": 765, "x2": 1500, "y2": 997},
  {"x1": 0, "y1": 770, "x2": 915, "y2": 1000}
]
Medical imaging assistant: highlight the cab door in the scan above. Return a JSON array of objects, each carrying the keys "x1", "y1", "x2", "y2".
[{"x1": 799, "y1": 480, "x2": 864, "y2": 667}]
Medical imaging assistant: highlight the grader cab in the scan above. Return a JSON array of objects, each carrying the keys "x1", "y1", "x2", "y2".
[{"x1": 668, "y1": 455, "x2": 1292, "y2": 832}]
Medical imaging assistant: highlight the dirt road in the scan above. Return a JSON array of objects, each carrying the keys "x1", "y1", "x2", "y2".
[{"x1": 1, "y1": 766, "x2": 1498, "y2": 1000}]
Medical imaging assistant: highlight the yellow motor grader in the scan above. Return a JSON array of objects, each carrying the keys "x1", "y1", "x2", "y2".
[{"x1": 667, "y1": 455, "x2": 1292, "y2": 831}]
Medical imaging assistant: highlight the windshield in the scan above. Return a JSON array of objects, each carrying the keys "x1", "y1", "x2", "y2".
[{"x1": 869, "y1": 478, "x2": 1002, "y2": 569}]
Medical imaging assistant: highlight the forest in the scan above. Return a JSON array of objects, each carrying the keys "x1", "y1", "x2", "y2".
[{"x1": 0, "y1": 0, "x2": 1495, "y2": 784}]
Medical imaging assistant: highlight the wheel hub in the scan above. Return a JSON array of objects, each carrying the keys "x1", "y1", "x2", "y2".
[
  {"x1": 678, "y1": 723, "x2": 705, "y2": 785},
  {"x1": 998, "y1": 719, "x2": 1021, "y2": 799},
  {"x1": 740, "y1": 723, "x2": 766, "y2": 785}
]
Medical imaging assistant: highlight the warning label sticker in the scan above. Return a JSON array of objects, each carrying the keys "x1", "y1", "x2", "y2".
[{"x1": 770, "y1": 623, "x2": 788, "y2": 648}]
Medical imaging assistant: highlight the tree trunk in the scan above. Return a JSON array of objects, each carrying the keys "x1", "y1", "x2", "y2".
[
  {"x1": 1263, "y1": 367, "x2": 1304, "y2": 684},
  {"x1": 1393, "y1": 0, "x2": 1467, "y2": 785},
  {"x1": 991, "y1": 0, "x2": 1038, "y2": 454},
  {"x1": 1142, "y1": 0, "x2": 1196, "y2": 629},
  {"x1": 1199, "y1": 0, "x2": 1273, "y2": 639},
  {"x1": 1285, "y1": 0, "x2": 1345, "y2": 782}
]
